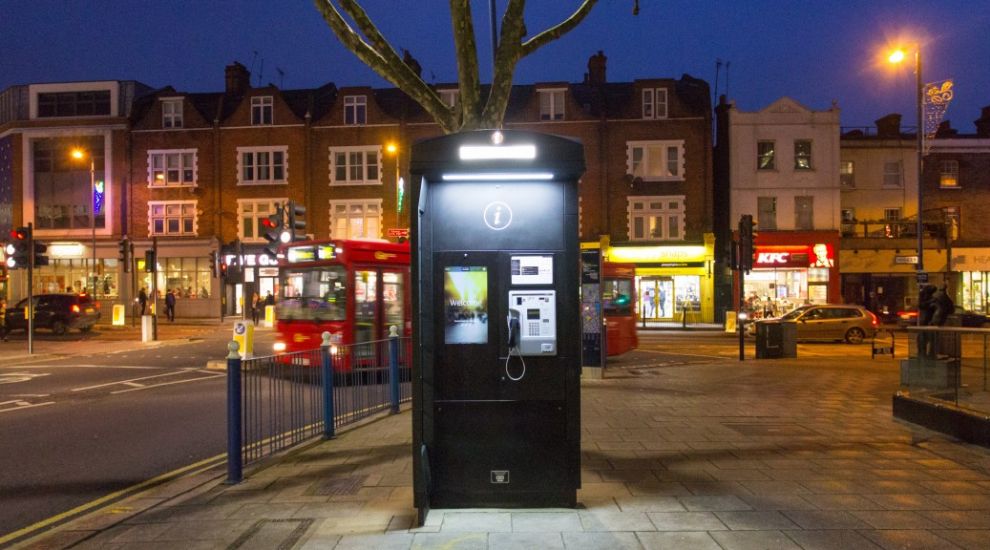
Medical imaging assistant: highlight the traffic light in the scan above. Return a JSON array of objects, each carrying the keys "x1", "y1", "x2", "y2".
[
  {"x1": 262, "y1": 203, "x2": 286, "y2": 258},
  {"x1": 33, "y1": 240, "x2": 48, "y2": 267},
  {"x1": 738, "y1": 214, "x2": 756, "y2": 272},
  {"x1": 287, "y1": 200, "x2": 306, "y2": 241},
  {"x1": 5, "y1": 227, "x2": 31, "y2": 269},
  {"x1": 144, "y1": 250, "x2": 156, "y2": 272},
  {"x1": 209, "y1": 251, "x2": 219, "y2": 278},
  {"x1": 219, "y1": 260, "x2": 228, "y2": 278},
  {"x1": 118, "y1": 238, "x2": 131, "y2": 272}
]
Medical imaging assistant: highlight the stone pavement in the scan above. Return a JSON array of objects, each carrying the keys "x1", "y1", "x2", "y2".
[{"x1": 11, "y1": 351, "x2": 990, "y2": 549}]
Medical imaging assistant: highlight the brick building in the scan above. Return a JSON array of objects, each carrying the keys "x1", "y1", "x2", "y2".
[{"x1": 2, "y1": 55, "x2": 713, "y2": 321}]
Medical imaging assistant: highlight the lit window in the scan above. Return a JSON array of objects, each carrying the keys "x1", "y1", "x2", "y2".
[
  {"x1": 840, "y1": 161, "x2": 854, "y2": 188},
  {"x1": 162, "y1": 99, "x2": 183, "y2": 128},
  {"x1": 642, "y1": 88, "x2": 668, "y2": 119},
  {"x1": 883, "y1": 208, "x2": 901, "y2": 222},
  {"x1": 344, "y1": 95, "x2": 367, "y2": 125},
  {"x1": 329, "y1": 199, "x2": 382, "y2": 239},
  {"x1": 883, "y1": 161, "x2": 903, "y2": 187},
  {"x1": 757, "y1": 141, "x2": 775, "y2": 170},
  {"x1": 627, "y1": 140, "x2": 685, "y2": 181},
  {"x1": 148, "y1": 150, "x2": 197, "y2": 186},
  {"x1": 329, "y1": 146, "x2": 381, "y2": 186},
  {"x1": 539, "y1": 89, "x2": 565, "y2": 121},
  {"x1": 238, "y1": 199, "x2": 286, "y2": 242},
  {"x1": 238, "y1": 146, "x2": 288, "y2": 185},
  {"x1": 627, "y1": 196, "x2": 684, "y2": 241},
  {"x1": 149, "y1": 201, "x2": 197, "y2": 236},
  {"x1": 251, "y1": 96, "x2": 273, "y2": 125},
  {"x1": 940, "y1": 160, "x2": 959, "y2": 188},
  {"x1": 841, "y1": 208, "x2": 856, "y2": 223},
  {"x1": 794, "y1": 140, "x2": 813, "y2": 170}
]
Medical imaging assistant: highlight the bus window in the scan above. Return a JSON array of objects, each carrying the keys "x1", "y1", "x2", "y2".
[
  {"x1": 278, "y1": 266, "x2": 347, "y2": 321},
  {"x1": 355, "y1": 270, "x2": 378, "y2": 343},
  {"x1": 603, "y1": 278, "x2": 634, "y2": 316},
  {"x1": 383, "y1": 271, "x2": 404, "y2": 336}
]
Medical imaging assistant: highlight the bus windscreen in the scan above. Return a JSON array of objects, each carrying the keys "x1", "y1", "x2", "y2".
[{"x1": 279, "y1": 266, "x2": 348, "y2": 321}]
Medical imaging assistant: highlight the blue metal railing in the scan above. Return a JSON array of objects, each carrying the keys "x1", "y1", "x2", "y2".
[{"x1": 226, "y1": 333, "x2": 412, "y2": 483}]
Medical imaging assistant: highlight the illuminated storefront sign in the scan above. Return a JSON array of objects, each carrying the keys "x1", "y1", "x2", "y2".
[
  {"x1": 753, "y1": 244, "x2": 834, "y2": 269},
  {"x1": 48, "y1": 242, "x2": 86, "y2": 258},
  {"x1": 607, "y1": 245, "x2": 707, "y2": 266}
]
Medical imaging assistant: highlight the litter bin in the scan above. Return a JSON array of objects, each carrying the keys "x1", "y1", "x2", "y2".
[{"x1": 755, "y1": 320, "x2": 797, "y2": 359}]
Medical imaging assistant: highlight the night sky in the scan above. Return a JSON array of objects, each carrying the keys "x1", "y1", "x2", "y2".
[{"x1": 2, "y1": 1, "x2": 988, "y2": 129}]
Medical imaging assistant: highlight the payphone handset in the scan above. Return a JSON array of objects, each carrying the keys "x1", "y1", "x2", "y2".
[{"x1": 507, "y1": 290, "x2": 556, "y2": 356}]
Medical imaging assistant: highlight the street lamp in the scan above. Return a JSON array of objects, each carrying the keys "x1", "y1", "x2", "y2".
[
  {"x1": 71, "y1": 148, "x2": 98, "y2": 298},
  {"x1": 887, "y1": 43, "x2": 925, "y2": 321}
]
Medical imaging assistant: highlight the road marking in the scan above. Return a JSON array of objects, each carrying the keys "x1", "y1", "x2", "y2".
[
  {"x1": 0, "y1": 399, "x2": 56, "y2": 413},
  {"x1": 0, "y1": 372, "x2": 51, "y2": 384},
  {"x1": 71, "y1": 369, "x2": 199, "y2": 392},
  {"x1": 0, "y1": 452, "x2": 229, "y2": 547},
  {"x1": 634, "y1": 348, "x2": 725, "y2": 360},
  {"x1": 1, "y1": 364, "x2": 161, "y2": 371},
  {"x1": 110, "y1": 374, "x2": 225, "y2": 394}
]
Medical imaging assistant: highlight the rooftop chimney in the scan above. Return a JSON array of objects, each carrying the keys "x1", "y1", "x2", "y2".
[
  {"x1": 975, "y1": 105, "x2": 990, "y2": 138},
  {"x1": 587, "y1": 50, "x2": 607, "y2": 85},
  {"x1": 935, "y1": 120, "x2": 957, "y2": 138},
  {"x1": 875, "y1": 113, "x2": 902, "y2": 138},
  {"x1": 225, "y1": 62, "x2": 251, "y2": 96}
]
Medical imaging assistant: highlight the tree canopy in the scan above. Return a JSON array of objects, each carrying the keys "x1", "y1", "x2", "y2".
[{"x1": 313, "y1": 1, "x2": 604, "y2": 133}]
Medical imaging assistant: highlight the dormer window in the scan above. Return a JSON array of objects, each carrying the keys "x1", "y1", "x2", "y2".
[
  {"x1": 251, "y1": 96, "x2": 273, "y2": 125},
  {"x1": 344, "y1": 95, "x2": 367, "y2": 125},
  {"x1": 539, "y1": 89, "x2": 565, "y2": 121},
  {"x1": 642, "y1": 88, "x2": 668, "y2": 119},
  {"x1": 162, "y1": 99, "x2": 183, "y2": 128},
  {"x1": 37, "y1": 90, "x2": 110, "y2": 117},
  {"x1": 439, "y1": 89, "x2": 460, "y2": 108}
]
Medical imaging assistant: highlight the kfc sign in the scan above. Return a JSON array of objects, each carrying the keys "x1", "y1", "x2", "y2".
[
  {"x1": 757, "y1": 252, "x2": 791, "y2": 265},
  {"x1": 753, "y1": 244, "x2": 833, "y2": 268}
]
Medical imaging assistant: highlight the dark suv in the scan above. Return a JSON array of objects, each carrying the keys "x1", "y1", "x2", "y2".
[{"x1": 3, "y1": 294, "x2": 100, "y2": 336}]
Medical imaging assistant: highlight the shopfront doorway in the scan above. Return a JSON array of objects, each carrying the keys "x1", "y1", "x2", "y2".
[{"x1": 638, "y1": 276, "x2": 701, "y2": 321}]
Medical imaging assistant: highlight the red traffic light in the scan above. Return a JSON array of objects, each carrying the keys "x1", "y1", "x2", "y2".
[
  {"x1": 10, "y1": 228, "x2": 27, "y2": 240},
  {"x1": 261, "y1": 218, "x2": 277, "y2": 229}
]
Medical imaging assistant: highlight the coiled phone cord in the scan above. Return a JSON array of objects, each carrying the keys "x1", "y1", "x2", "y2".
[{"x1": 504, "y1": 347, "x2": 526, "y2": 381}]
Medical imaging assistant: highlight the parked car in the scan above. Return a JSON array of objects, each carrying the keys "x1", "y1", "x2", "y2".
[
  {"x1": 2, "y1": 294, "x2": 100, "y2": 336},
  {"x1": 748, "y1": 304, "x2": 878, "y2": 344},
  {"x1": 896, "y1": 306, "x2": 988, "y2": 328}
]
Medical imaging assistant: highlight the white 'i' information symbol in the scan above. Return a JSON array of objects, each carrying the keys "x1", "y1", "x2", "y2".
[{"x1": 483, "y1": 201, "x2": 513, "y2": 231}]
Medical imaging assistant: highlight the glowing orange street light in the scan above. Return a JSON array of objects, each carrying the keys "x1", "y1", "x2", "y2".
[{"x1": 886, "y1": 42, "x2": 925, "y2": 319}]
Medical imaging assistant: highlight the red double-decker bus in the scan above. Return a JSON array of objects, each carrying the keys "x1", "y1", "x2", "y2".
[
  {"x1": 272, "y1": 239, "x2": 411, "y2": 362},
  {"x1": 603, "y1": 262, "x2": 638, "y2": 356}
]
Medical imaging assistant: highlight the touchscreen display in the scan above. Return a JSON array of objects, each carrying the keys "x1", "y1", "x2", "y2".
[{"x1": 444, "y1": 266, "x2": 488, "y2": 344}]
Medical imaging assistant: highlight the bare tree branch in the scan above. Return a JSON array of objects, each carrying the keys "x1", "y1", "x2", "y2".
[
  {"x1": 481, "y1": 0, "x2": 526, "y2": 126},
  {"x1": 520, "y1": 0, "x2": 598, "y2": 57},
  {"x1": 313, "y1": 0, "x2": 455, "y2": 131},
  {"x1": 449, "y1": 0, "x2": 482, "y2": 127}
]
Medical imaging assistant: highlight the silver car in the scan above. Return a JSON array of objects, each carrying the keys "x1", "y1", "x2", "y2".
[{"x1": 752, "y1": 304, "x2": 879, "y2": 344}]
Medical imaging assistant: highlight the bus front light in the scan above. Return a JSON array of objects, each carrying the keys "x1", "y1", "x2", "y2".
[{"x1": 273, "y1": 342, "x2": 287, "y2": 353}]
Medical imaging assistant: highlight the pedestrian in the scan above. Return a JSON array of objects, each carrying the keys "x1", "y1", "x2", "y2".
[
  {"x1": 251, "y1": 292, "x2": 261, "y2": 326},
  {"x1": 265, "y1": 291, "x2": 275, "y2": 306},
  {"x1": 165, "y1": 288, "x2": 176, "y2": 322},
  {"x1": 931, "y1": 284, "x2": 955, "y2": 327},
  {"x1": 0, "y1": 297, "x2": 7, "y2": 342},
  {"x1": 138, "y1": 287, "x2": 148, "y2": 316}
]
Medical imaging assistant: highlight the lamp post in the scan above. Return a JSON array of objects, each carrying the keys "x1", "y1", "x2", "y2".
[
  {"x1": 71, "y1": 148, "x2": 98, "y2": 298},
  {"x1": 888, "y1": 45, "x2": 924, "y2": 324}
]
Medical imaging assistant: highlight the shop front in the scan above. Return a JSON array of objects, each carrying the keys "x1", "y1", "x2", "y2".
[
  {"x1": 135, "y1": 238, "x2": 221, "y2": 319},
  {"x1": 735, "y1": 232, "x2": 840, "y2": 319},
  {"x1": 605, "y1": 235, "x2": 715, "y2": 324},
  {"x1": 221, "y1": 243, "x2": 280, "y2": 316},
  {"x1": 840, "y1": 248, "x2": 948, "y2": 316},
  {"x1": 950, "y1": 248, "x2": 990, "y2": 314}
]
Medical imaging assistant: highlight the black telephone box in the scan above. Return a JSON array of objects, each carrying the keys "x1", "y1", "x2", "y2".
[{"x1": 410, "y1": 130, "x2": 585, "y2": 522}]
